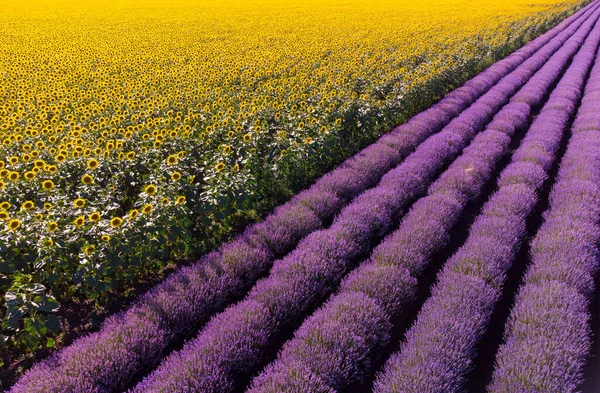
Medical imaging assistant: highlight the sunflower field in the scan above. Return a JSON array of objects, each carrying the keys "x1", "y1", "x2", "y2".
[{"x1": 0, "y1": 0, "x2": 587, "y2": 360}]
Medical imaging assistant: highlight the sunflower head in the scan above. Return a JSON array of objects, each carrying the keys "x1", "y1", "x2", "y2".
[
  {"x1": 74, "y1": 216, "x2": 85, "y2": 227},
  {"x1": 129, "y1": 209, "x2": 139, "y2": 219},
  {"x1": 176, "y1": 195, "x2": 186, "y2": 205},
  {"x1": 81, "y1": 174, "x2": 94, "y2": 185},
  {"x1": 142, "y1": 204, "x2": 153, "y2": 214},
  {"x1": 8, "y1": 219, "x2": 21, "y2": 231},
  {"x1": 74, "y1": 198, "x2": 86, "y2": 208},
  {"x1": 42, "y1": 180, "x2": 54, "y2": 191},
  {"x1": 171, "y1": 172, "x2": 182, "y2": 181},
  {"x1": 87, "y1": 159, "x2": 99, "y2": 170},
  {"x1": 145, "y1": 184, "x2": 157, "y2": 195},
  {"x1": 89, "y1": 212, "x2": 101, "y2": 222},
  {"x1": 215, "y1": 162, "x2": 225, "y2": 172},
  {"x1": 110, "y1": 217, "x2": 123, "y2": 228},
  {"x1": 21, "y1": 200, "x2": 35, "y2": 210},
  {"x1": 48, "y1": 222, "x2": 58, "y2": 232}
]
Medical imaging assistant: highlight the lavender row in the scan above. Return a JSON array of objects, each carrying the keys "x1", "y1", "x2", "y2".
[
  {"x1": 11, "y1": 3, "x2": 597, "y2": 393},
  {"x1": 244, "y1": 7, "x2": 600, "y2": 391},
  {"x1": 373, "y1": 10, "x2": 600, "y2": 393},
  {"x1": 488, "y1": 37, "x2": 600, "y2": 393},
  {"x1": 123, "y1": 14, "x2": 596, "y2": 391},
  {"x1": 246, "y1": 100, "x2": 531, "y2": 393}
]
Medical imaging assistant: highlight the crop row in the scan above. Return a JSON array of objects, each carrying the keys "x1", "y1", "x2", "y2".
[
  {"x1": 10, "y1": 2, "x2": 600, "y2": 392},
  {"x1": 488, "y1": 26, "x2": 600, "y2": 392},
  {"x1": 248, "y1": 6, "x2": 600, "y2": 392},
  {"x1": 128, "y1": 5, "x2": 600, "y2": 392},
  {"x1": 374, "y1": 8, "x2": 600, "y2": 392}
]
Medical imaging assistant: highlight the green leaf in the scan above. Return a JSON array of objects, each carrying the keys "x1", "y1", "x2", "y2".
[{"x1": 46, "y1": 337, "x2": 56, "y2": 348}]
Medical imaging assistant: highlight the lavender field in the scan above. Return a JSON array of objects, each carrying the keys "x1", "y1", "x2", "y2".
[{"x1": 8, "y1": 1, "x2": 600, "y2": 392}]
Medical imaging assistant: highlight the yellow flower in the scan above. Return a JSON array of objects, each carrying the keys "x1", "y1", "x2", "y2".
[
  {"x1": 35, "y1": 213, "x2": 44, "y2": 220},
  {"x1": 142, "y1": 204, "x2": 153, "y2": 214},
  {"x1": 9, "y1": 172, "x2": 19, "y2": 181},
  {"x1": 166, "y1": 155, "x2": 178, "y2": 165},
  {"x1": 43, "y1": 238, "x2": 53, "y2": 247},
  {"x1": 129, "y1": 209, "x2": 139, "y2": 219},
  {"x1": 89, "y1": 212, "x2": 101, "y2": 222},
  {"x1": 74, "y1": 215, "x2": 85, "y2": 227},
  {"x1": 42, "y1": 179, "x2": 54, "y2": 191},
  {"x1": 101, "y1": 235, "x2": 111, "y2": 242},
  {"x1": 74, "y1": 198, "x2": 86, "y2": 208},
  {"x1": 233, "y1": 164, "x2": 239, "y2": 172},
  {"x1": 145, "y1": 184, "x2": 157, "y2": 195},
  {"x1": 176, "y1": 195, "x2": 186, "y2": 205},
  {"x1": 110, "y1": 217, "x2": 123, "y2": 228},
  {"x1": 47, "y1": 222, "x2": 58, "y2": 232},
  {"x1": 55, "y1": 154, "x2": 66, "y2": 163},
  {"x1": 223, "y1": 145, "x2": 231, "y2": 154},
  {"x1": 161, "y1": 197, "x2": 170, "y2": 205},
  {"x1": 24, "y1": 171, "x2": 35, "y2": 180},
  {"x1": 171, "y1": 172, "x2": 182, "y2": 181},
  {"x1": 87, "y1": 159, "x2": 99, "y2": 170},
  {"x1": 9, "y1": 156, "x2": 18, "y2": 165},
  {"x1": 0, "y1": 202, "x2": 10, "y2": 210},
  {"x1": 43, "y1": 203, "x2": 52, "y2": 210},
  {"x1": 243, "y1": 133, "x2": 252, "y2": 142},
  {"x1": 304, "y1": 137, "x2": 313, "y2": 144},
  {"x1": 0, "y1": 212, "x2": 9, "y2": 220},
  {"x1": 81, "y1": 174, "x2": 94, "y2": 185},
  {"x1": 84, "y1": 245, "x2": 96, "y2": 255},
  {"x1": 215, "y1": 162, "x2": 225, "y2": 172},
  {"x1": 21, "y1": 200, "x2": 35, "y2": 210},
  {"x1": 8, "y1": 219, "x2": 21, "y2": 231},
  {"x1": 0, "y1": 180, "x2": 4, "y2": 190}
]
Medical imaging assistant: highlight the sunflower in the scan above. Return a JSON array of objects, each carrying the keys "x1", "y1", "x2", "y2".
[
  {"x1": 171, "y1": 172, "x2": 182, "y2": 181},
  {"x1": 21, "y1": 200, "x2": 35, "y2": 210},
  {"x1": 24, "y1": 171, "x2": 35, "y2": 180},
  {"x1": 0, "y1": 202, "x2": 10, "y2": 210},
  {"x1": 9, "y1": 156, "x2": 18, "y2": 165},
  {"x1": 89, "y1": 212, "x2": 101, "y2": 222},
  {"x1": 8, "y1": 219, "x2": 21, "y2": 231},
  {"x1": 55, "y1": 154, "x2": 66, "y2": 163},
  {"x1": 74, "y1": 215, "x2": 85, "y2": 227},
  {"x1": 81, "y1": 174, "x2": 94, "y2": 185},
  {"x1": 110, "y1": 217, "x2": 123, "y2": 228},
  {"x1": 9, "y1": 172, "x2": 19, "y2": 181},
  {"x1": 74, "y1": 198, "x2": 86, "y2": 208},
  {"x1": 129, "y1": 209, "x2": 139, "y2": 219},
  {"x1": 243, "y1": 133, "x2": 252, "y2": 142},
  {"x1": 0, "y1": 212, "x2": 9, "y2": 220},
  {"x1": 145, "y1": 184, "x2": 157, "y2": 195},
  {"x1": 176, "y1": 195, "x2": 186, "y2": 205},
  {"x1": 161, "y1": 197, "x2": 170, "y2": 205},
  {"x1": 43, "y1": 203, "x2": 52, "y2": 210},
  {"x1": 87, "y1": 159, "x2": 99, "y2": 170},
  {"x1": 0, "y1": 180, "x2": 4, "y2": 190},
  {"x1": 101, "y1": 235, "x2": 111, "y2": 242},
  {"x1": 233, "y1": 164, "x2": 239, "y2": 173},
  {"x1": 215, "y1": 162, "x2": 225, "y2": 172},
  {"x1": 43, "y1": 238, "x2": 54, "y2": 247},
  {"x1": 84, "y1": 245, "x2": 96, "y2": 255},
  {"x1": 42, "y1": 180, "x2": 54, "y2": 191},
  {"x1": 142, "y1": 204, "x2": 153, "y2": 214},
  {"x1": 47, "y1": 222, "x2": 59, "y2": 232}
]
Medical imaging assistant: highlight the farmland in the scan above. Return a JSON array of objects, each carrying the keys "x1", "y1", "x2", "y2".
[{"x1": 2, "y1": 0, "x2": 600, "y2": 391}]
